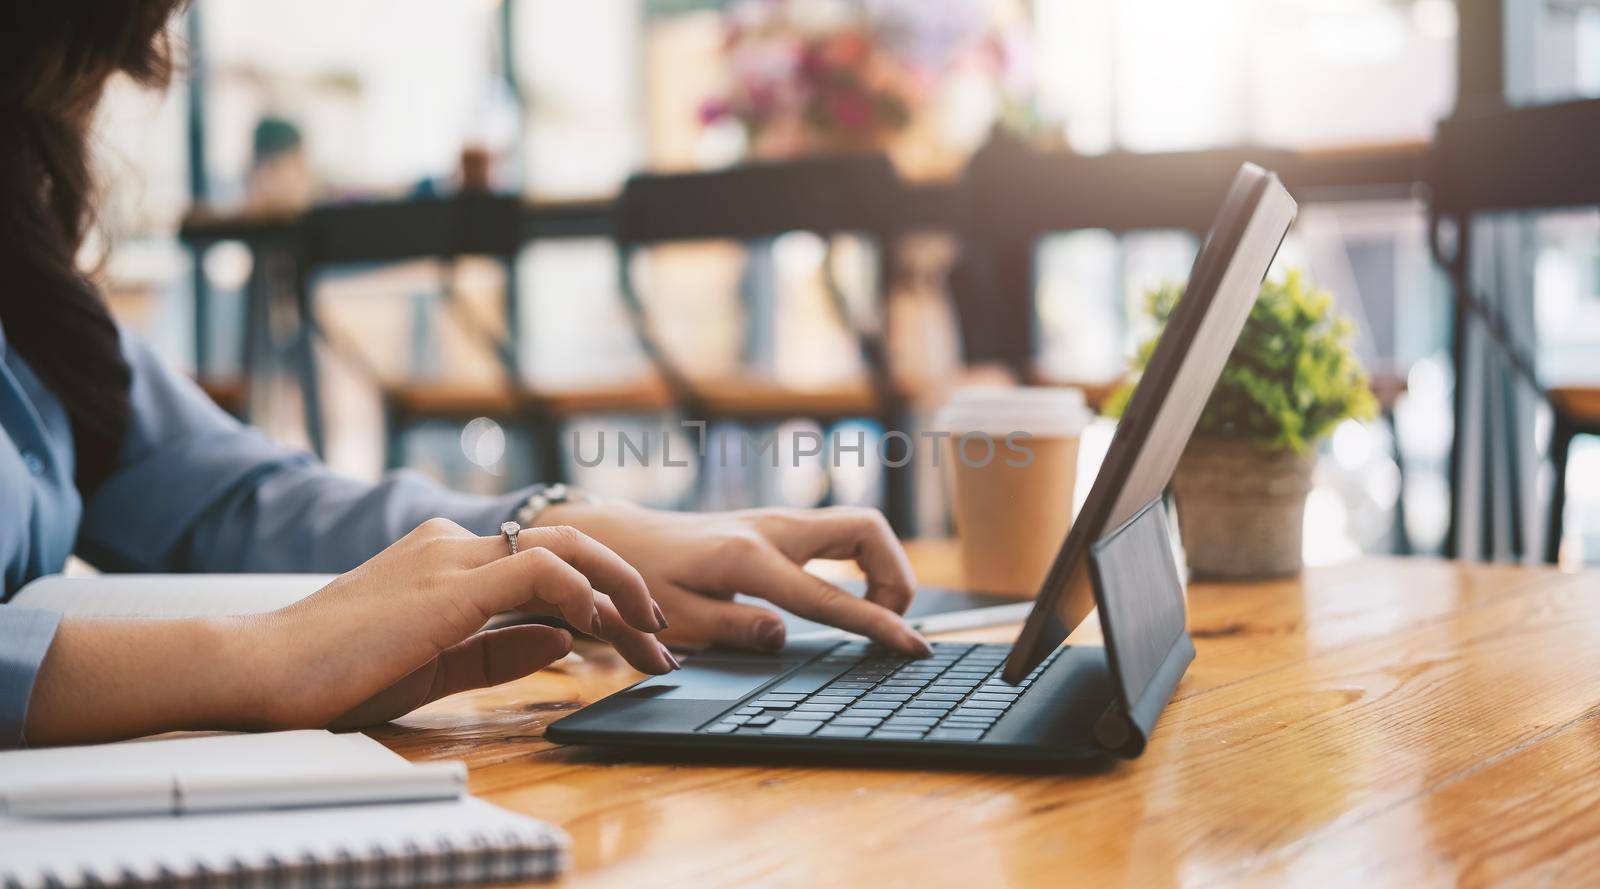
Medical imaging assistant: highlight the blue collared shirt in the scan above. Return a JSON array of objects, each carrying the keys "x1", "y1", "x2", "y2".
[{"x1": 0, "y1": 321, "x2": 529, "y2": 747}]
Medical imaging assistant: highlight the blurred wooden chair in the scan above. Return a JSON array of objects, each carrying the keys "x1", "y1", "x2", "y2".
[
  {"x1": 281, "y1": 195, "x2": 659, "y2": 483},
  {"x1": 612, "y1": 156, "x2": 917, "y2": 530},
  {"x1": 1546, "y1": 384, "x2": 1600, "y2": 563}
]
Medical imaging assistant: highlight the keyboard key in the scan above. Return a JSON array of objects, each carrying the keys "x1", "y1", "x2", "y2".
[
  {"x1": 915, "y1": 694, "x2": 966, "y2": 704},
  {"x1": 831, "y1": 717, "x2": 884, "y2": 727},
  {"x1": 884, "y1": 719, "x2": 937, "y2": 730},
  {"x1": 817, "y1": 726, "x2": 873, "y2": 739},
  {"x1": 950, "y1": 701, "x2": 1002, "y2": 712},
  {"x1": 870, "y1": 730, "x2": 926, "y2": 740},
  {"x1": 796, "y1": 703, "x2": 845, "y2": 714},
  {"x1": 843, "y1": 708, "x2": 895, "y2": 719},
  {"x1": 745, "y1": 714, "x2": 776, "y2": 727},
  {"x1": 763, "y1": 720, "x2": 825, "y2": 736},
  {"x1": 722, "y1": 714, "x2": 750, "y2": 725},
  {"x1": 753, "y1": 699, "x2": 797, "y2": 709},
  {"x1": 705, "y1": 723, "x2": 740, "y2": 734},
  {"x1": 761, "y1": 693, "x2": 808, "y2": 701},
  {"x1": 928, "y1": 729, "x2": 986, "y2": 741},
  {"x1": 955, "y1": 700, "x2": 1008, "y2": 711},
  {"x1": 736, "y1": 706, "x2": 763, "y2": 716},
  {"x1": 969, "y1": 694, "x2": 1019, "y2": 705},
  {"x1": 810, "y1": 695, "x2": 859, "y2": 705},
  {"x1": 900, "y1": 708, "x2": 952, "y2": 720}
]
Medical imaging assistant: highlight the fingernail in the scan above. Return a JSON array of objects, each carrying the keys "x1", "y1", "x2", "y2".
[
  {"x1": 661, "y1": 644, "x2": 682, "y2": 671},
  {"x1": 652, "y1": 603, "x2": 670, "y2": 632},
  {"x1": 589, "y1": 610, "x2": 604, "y2": 638},
  {"x1": 756, "y1": 622, "x2": 785, "y2": 652}
]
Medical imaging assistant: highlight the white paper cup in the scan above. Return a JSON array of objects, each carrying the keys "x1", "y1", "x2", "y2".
[{"x1": 934, "y1": 387, "x2": 1092, "y2": 596}]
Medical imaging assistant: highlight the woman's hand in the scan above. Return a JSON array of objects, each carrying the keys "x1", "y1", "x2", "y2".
[
  {"x1": 254, "y1": 517, "x2": 677, "y2": 730},
  {"x1": 535, "y1": 503, "x2": 930, "y2": 657},
  {"x1": 26, "y1": 517, "x2": 676, "y2": 746}
]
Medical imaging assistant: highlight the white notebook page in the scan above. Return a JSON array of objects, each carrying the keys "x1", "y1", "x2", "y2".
[
  {"x1": 0, "y1": 732, "x2": 567, "y2": 888},
  {"x1": 1, "y1": 730, "x2": 424, "y2": 798},
  {"x1": 0, "y1": 795, "x2": 566, "y2": 889},
  {"x1": 9, "y1": 574, "x2": 334, "y2": 617}
]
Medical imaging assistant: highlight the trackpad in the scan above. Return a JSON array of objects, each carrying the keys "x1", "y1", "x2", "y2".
[{"x1": 621, "y1": 660, "x2": 780, "y2": 701}]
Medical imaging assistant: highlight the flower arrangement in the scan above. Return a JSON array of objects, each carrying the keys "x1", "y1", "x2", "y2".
[
  {"x1": 1106, "y1": 269, "x2": 1378, "y2": 454},
  {"x1": 700, "y1": 0, "x2": 1032, "y2": 162}
]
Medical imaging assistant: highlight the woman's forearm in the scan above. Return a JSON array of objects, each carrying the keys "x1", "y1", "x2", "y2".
[{"x1": 24, "y1": 617, "x2": 271, "y2": 746}]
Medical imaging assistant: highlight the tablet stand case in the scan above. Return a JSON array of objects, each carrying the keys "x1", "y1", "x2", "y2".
[{"x1": 1085, "y1": 496, "x2": 1195, "y2": 757}]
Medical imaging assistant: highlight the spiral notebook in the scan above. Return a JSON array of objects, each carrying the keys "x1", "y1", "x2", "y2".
[{"x1": 0, "y1": 732, "x2": 567, "y2": 888}]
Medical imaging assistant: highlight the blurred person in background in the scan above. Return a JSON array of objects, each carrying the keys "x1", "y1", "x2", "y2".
[{"x1": 0, "y1": 1, "x2": 928, "y2": 748}]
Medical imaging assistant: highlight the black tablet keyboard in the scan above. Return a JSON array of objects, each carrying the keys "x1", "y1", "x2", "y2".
[{"x1": 698, "y1": 641, "x2": 1061, "y2": 742}]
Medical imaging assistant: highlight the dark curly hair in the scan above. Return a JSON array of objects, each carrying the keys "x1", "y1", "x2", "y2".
[{"x1": 0, "y1": 0, "x2": 188, "y2": 493}]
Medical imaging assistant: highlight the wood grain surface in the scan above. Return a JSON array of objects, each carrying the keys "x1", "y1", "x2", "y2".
[{"x1": 370, "y1": 543, "x2": 1600, "y2": 888}]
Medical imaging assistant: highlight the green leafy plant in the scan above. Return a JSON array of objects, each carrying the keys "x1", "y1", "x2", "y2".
[{"x1": 1105, "y1": 269, "x2": 1378, "y2": 454}]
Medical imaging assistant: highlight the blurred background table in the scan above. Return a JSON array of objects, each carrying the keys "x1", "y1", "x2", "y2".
[{"x1": 369, "y1": 543, "x2": 1600, "y2": 888}]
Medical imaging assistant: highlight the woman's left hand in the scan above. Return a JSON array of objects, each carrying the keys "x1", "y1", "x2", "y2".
[{"x1": 535, "y1": 503, "x2": 930, "y2": 657}]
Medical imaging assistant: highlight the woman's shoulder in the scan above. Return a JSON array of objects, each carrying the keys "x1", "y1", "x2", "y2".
[{"x1": 116, "y1": 328, "x2": 251, "y2": 446}]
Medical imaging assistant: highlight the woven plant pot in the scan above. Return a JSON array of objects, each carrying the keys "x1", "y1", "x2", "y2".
[{"x1": 1171, "y1": 437, "x2": 1315, "y2": 580}]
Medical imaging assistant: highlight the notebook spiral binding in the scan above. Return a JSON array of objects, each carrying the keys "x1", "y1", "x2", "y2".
[{"x1": 8, "y1": 826, "x2": 565, "y2": 889}]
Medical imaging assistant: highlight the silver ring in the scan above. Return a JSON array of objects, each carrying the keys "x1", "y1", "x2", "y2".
[{"x1": 500, "y1": 521, "x2": 521, "y2": 556}]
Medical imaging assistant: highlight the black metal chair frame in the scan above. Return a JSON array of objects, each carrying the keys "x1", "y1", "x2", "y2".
[{"x1": 612, "y1": 156, "x2": 915, "y2": 531}]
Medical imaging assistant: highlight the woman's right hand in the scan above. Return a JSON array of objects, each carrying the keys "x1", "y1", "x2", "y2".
[
  {"x1": 26, "y1": 517, "x2": 677, "y2": 746},
  {"x1": 251, "y1": 517, "x2": 679, "y2": 730}
]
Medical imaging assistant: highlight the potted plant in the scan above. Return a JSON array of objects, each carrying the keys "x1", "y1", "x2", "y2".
[{"x1": 1106, "y1": 270, "x2": 1378, "y2": 580}]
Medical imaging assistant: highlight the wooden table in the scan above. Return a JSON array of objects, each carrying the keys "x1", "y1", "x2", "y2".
[{"x1": 372, "y1": 544, "x2": 1600, "y2": 887}]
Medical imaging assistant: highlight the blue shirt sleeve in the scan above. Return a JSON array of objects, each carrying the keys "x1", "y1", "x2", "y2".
[
  {"x1": 0, "y1": 606, "x2": 62, "y2": 748},
  {"x1": 76, "y1": 331, "x2": 530, "y2": 573}
]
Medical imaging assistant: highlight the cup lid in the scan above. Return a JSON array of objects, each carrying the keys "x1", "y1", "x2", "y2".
[{"x1": 934, "y1": 386, "x2": 1093, "y2": 436}]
